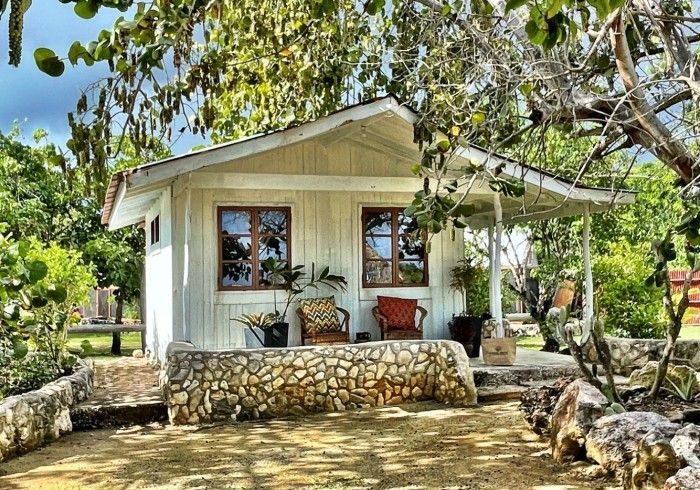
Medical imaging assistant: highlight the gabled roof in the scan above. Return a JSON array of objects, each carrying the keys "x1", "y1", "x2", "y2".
[{"x1": 102, "y1": 94, "x2": 635, "y2": 229}]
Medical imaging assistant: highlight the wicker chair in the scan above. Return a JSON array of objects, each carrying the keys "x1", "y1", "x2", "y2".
[
  {"x1": 372, "y1": 305, "x2": 427, "y2": 341},
  {"x1": 296, "y1": 306, "x2": 350, "y2": 345}
]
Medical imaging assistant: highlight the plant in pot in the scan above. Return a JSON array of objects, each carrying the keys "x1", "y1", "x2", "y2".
[
  {"x1": 232, "y1": 312, "x2": 276, "y2": 347},
  {"x1": 260, "y1": 257, "x2": 347, "y2": 347},
  {"x1": 448, "y1": 256, "x2": 489, "y2": 358}
]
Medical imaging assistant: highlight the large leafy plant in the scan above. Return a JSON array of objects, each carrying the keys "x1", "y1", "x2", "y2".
[
  {"x1": 262, "y1": 258, "x2": 347, "y2": 323},
  {"x1": 449, "y1": 256, "x2": 489, "y2": 317}
]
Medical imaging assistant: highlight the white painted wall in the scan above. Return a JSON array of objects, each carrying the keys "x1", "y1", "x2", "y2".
[
  {"x1": 144, "y1": 187, "x2": 174, "y2": 363},
  {"x1": 164, "y1": 139, "x2": 462, "y2": 350}
]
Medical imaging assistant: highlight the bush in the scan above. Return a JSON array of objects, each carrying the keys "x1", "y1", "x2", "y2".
[
  {"x1": 0, "y1": 351, "x2": 61, "y2": 399},
  {"x1": 594, "y1": 243, "x2": 665, "y2": 338}
]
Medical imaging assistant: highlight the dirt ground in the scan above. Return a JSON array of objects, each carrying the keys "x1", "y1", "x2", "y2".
[{"x1": 0, "y1": 401, "x2": 618, "y2": 490}]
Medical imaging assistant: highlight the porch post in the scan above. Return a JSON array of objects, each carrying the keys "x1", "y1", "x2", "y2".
[
  {"x1": 488, "y1": 222, "x2": 495, "y2": 317},
  {"x1": 583, "y1": 204, "x2": 594, "y2": 334},
  {"x1": 493, "y1": 193, "x2": 504, "y2": 337}
]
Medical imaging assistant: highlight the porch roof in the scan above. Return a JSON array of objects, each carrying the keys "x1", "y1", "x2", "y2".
[{"x1": 103, "y1": 95, "x2": 635, "y2": 230}]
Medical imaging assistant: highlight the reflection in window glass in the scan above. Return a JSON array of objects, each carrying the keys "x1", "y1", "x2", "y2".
[
  {"x1": 259, "y1": 236, "x2": 288, "y2": 260},
  {"x1": 259, "y1": 210, "x2": 288, "y2": 235},
  {"x1": 221, "y1": 210, "x2": 252, "y2": 235},
  {"x1": 362, "y1": 208, "x2": 428, "y2": 287},
  {"x1": 222, "y1": 262, "x2": 253, "y2": 287},
  {"x1": 221, "y1": 236, "x2": 252, "y2": 261},
  {"x1": 399, "y1": 261, "x2": 426, "y2": 284}
]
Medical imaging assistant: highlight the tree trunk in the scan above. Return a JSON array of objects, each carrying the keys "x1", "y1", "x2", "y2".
[
  {"x1": 650, "y1": 316, "x2": 683, "y2": 398},
  {"x1": 111, "y1": 298, "x2": 124, "y2": 356}
]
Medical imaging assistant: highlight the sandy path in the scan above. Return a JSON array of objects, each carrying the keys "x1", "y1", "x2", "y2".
[{"x1": 0, "y1": 401, "x2": 618, "y2": 490}]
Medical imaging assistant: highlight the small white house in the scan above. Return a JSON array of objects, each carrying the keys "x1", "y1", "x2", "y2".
[{"x1": 102, "y1": 95, "x2": 635, "y2": 362}]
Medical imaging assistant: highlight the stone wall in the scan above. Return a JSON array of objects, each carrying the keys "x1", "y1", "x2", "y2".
[
  {"x1": 0, "y1": 359, "x2": 93, "y2": 462},
  {"x1": 162, "y1": 340, "x2": 477, "y2": 424},
  {"x1": 584, "y1": 337, "x2": 700, "y2": 375}
]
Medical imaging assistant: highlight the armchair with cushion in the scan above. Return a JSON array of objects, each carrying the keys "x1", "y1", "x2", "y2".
[
  {"x1": 372, "y1": 295, "x2": 427, "y2": 341},
  {"x1": 296, "y1": 296, "x2": 350, "y2": 345}
]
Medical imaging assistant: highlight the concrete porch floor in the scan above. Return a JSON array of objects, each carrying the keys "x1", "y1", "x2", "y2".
[{"x1": 470, "y1": 349, "x2": 581, "y2": 387}]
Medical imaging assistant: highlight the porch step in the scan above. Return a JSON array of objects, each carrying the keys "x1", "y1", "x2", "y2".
[
  {"x1": 477, "y1": 385, "x2": 528, "y2": 403},
  {"x1": 70, "y1": 400, "x2": 167, "y2": 430}
]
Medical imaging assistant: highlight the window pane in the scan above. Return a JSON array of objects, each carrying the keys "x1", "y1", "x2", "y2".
[
  {"x1": 259, "y1": 236, "x2": 288, "y2": 260},
  {"x1": 364, "y1": 211, "x2": 392, "y2": 235},
  {"x1": 365, "y1": 236, "x2": 392, "y2": 260},
  {"x1": 398, "y1": 213, "x2": 419, "y2": 235},
  {"x1": 397, "y1": 235, "x2": 425, "y2": 260},
  {"x1": 259, "y1": 262, "x2": 287, "y2": 286},
  {"x1": 399, "y1": 261, "x2": 425, "y2": 284},
  {"x1": 222, "y1": 236, "x2": 252, "y2": 260},
  {"x1": 222, "y1": 262, "x2": 253, "y2": 287},
  {"x1": 259, "y1": 210, "x2": 288, "y2": 235},
  {"x1": 365, "y1": 260, "x2": 393, "y2": 284},
  {"x1": 221, "y1": 210, "x2": 252, "y2": 235}
]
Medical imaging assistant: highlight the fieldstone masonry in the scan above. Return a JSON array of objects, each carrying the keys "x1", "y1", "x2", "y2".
[
  {"x1": 584, "y1": 337, "x2": 700, "y2": 375},
  {"x1": 162, "y1": 340, "x2": 477, "y2": 424},
  {"x1": 0, "y1": 359, "x2": 93, "y2": 462}
]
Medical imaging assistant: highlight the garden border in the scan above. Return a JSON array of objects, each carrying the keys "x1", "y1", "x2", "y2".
[{"x1": 0, "y1": 359, "x2": 94, "y2": 462}]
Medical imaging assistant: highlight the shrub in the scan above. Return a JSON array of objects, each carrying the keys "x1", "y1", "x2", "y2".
[
  {"x1": 594, "y1": 243, "x2": 665, "y2": 338},
  {"x1": 0, "y1": 350, "x2": 60, "y2": 400}
]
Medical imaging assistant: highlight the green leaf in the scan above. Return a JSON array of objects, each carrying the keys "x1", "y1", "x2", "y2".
[
  {"x1": 74, "y1": 0, "x2": 99, "y2": 19},
  {"x1": 436, "y1": 140, "x2": 451, "y2": 153},
  {"x1": 34, "y1": 48, "x2": 65, "y2": 77},
  {"x1": 27, "y1": 260, "x2": 48, "y2": 283},
  {"x1": 505, "y1": 0, "x2": 528, "y2": 12},
  {"x1": 471, "y1": 112, "x2": 486, "y2": 125},
  {"x1": 12, "y1": 339, "x2": 28, "y2": 359},
  {"x1": 46, "y1": 284, "x2": 68, "y2": 303}
]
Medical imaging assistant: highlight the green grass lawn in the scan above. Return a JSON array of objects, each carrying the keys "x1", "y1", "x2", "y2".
[{"x1": 66, "y1": 332, "x2": 143, "y2": 357}]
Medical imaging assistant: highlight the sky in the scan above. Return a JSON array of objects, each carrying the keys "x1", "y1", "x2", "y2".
[{"x1": 0, "y1": 3, "x2": 201, "y2": 155}]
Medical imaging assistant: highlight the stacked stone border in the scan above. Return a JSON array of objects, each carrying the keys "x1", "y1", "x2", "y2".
[
  {"x1": 584, "y1": 337, "x2": 700, "y2": 375},
  {"x1": 162, "y1": 340, "x2": 477, "y2": 424},
  {"x1": 0, "y1": 359, "x2": 93, "y2": 462}
]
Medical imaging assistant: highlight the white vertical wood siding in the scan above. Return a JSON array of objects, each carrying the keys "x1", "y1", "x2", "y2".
[
  {"x1": 144, "y1": 187, "x2": 174, "y2": 362},
  {"x1": 168, "y1": 139, "x2": 462, "y2": 349}
]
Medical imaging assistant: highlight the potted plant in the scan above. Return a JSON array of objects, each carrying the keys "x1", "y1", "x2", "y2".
[
  {"x1": 258, "y1": 258, "x2": 347, "y2": 347},
  {"x1": 448, "y1": 256, "x2": 489, "y2": 358},
  {"x1": 232, "y1": 312, "x2": 276, "y2": 347}
]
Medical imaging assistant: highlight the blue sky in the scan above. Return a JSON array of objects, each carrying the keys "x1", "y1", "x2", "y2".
[{"x1": 0, "y1": 3, "x2": 201, "y2": 155}]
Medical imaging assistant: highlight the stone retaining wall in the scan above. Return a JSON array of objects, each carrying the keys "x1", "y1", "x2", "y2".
[
  {"x1": 162, "y1": 340, "x2": 477, "y2": 424},
  {"x1": 0, "y1": 359, "x2": 93, "y2": 462},
  {"x1": 584, "y1": 337, "x2": 700, "y2": 375}
]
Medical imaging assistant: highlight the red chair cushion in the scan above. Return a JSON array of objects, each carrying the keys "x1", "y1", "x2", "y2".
[{"x1": 377, "y1": 296, "x2": 417, "y2": 330}]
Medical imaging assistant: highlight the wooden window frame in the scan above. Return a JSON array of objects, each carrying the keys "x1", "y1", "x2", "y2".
[
  {"x1": 149, "y1": 215, "x2": 160, "y2": 246},
  {"x1": 217, "y1": 206, "x2": 291, "y2": 291},
  {"x1": 361, "y1": 207, "x2": 428, "y2": 288}
]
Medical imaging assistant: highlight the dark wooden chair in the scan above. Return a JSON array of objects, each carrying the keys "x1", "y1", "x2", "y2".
[
  {"x1": 296, "y1": 306, "x2": 350, "y2": 345},
  {"x1": 372, "y1": 305, "x2": 427, "y2": 340}
]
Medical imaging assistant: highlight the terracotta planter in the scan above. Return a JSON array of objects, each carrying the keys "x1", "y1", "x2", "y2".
[{"x1": 481, "y1": 337, "x2": 517, "y2": 365}]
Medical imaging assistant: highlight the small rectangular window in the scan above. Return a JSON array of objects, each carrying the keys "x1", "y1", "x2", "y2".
[
  {"x1": 218, "y1": 206, "x2": 291, "y2": 290},
  {"x1": 362, "y1": 207, "x2": 428, "y2": 287},
  {"x1": 150, "y1": 215, "x2": 160, "y2": 246}
]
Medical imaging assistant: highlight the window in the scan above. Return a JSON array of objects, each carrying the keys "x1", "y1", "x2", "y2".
[
  {"x1": 362, "y1": 208, "x2": 428, "y2": 287},
  {"x1": 149, "y1": 215, "x2": 160, "y2": 246},
  {"x1": 218, "y1": 206, "x2": 291, "y2": 290}
]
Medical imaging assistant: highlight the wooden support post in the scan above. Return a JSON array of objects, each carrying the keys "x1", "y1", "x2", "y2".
[
  {"x1": 583, "y1": 204, "x2": 594, "y2": 335},
  {"x1": 494, "y1": 193, "x2": 504, "y2": 337}
]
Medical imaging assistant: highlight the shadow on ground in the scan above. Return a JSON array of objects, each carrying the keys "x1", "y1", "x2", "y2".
[{"x1": 0, "y1": 401, "x2": 618, "y2": 490}]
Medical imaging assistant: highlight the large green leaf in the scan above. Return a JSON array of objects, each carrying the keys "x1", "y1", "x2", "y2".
[
  {"x1": 33, "y1": 48, "x2": 65, "y2": 77},
  {"x1": 505, "y1": 0, "x2": 528, "y2": 12},
  {"x1": 27, "y1": 260, "x2": 48, "y2": 283},
  {"x1": 74, "y1": 0, "x2": 99, "y2": 19}
]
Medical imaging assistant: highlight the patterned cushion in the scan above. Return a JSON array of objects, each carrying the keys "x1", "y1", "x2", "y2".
[
  {"x1": 299, "y1": 296, "x2": 341, "y2": 334},
  {"x1": 377, "y1": 296, "x2": 417, "y2": 330}
]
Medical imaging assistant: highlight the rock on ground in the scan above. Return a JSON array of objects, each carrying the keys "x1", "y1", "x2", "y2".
[
  {"x1": 665, "y1": 466, "x2": 700, "y2": 489},
  {"x1": 671, "y1": 423, "x2": 700, "y2": 468},
  {"x1": 623, "y1": 429, "x2": 681, "y2": 490},
  {"x1": 628, "y1": 361, "x2": 700, "y2": 398},
  {"x1": 550, "y1": 379, "x2": 609, "y2": 463},
  {"x1": 585, "y1": 411, "x2": 680, "y2": 473},
  {"x1": 519, "y1": 377, "x2": 573, "y2": 436}
]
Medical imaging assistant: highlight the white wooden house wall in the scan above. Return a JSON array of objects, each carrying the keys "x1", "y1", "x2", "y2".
[
  {"x1": 144, "y1": 188, "x2": 174, "y2": 360},
  {"x1": 162, "y1": 139, "x2": 462, "y2": 356}
]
